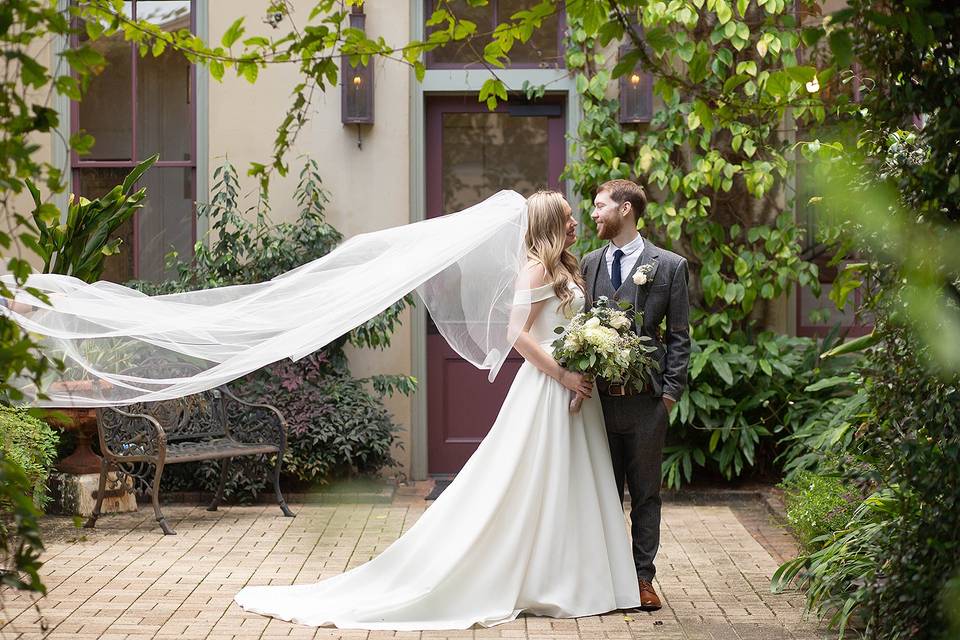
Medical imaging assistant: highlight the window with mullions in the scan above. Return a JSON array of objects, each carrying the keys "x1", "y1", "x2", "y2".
[
  {"x1": 72, "y1": 0, "x2": 196, "y2": 283},
  {"x1": 425, "y1": 0, "x2": 565, "y2": 69}
]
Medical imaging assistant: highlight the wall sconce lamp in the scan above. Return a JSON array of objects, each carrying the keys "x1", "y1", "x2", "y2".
[
  {"x1": 618, "y1": 44, "x2": 653, "y2": 124},
  {"x1": 341, "y1": 5, "x2": 374, "y2": 148}
]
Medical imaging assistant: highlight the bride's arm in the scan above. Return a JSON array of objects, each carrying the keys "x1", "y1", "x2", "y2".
[{"x1": 512, "y1": 264, "x2": 592, "y2": 398}]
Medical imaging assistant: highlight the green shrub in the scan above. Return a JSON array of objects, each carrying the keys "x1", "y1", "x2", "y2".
[
  {"x1": 149, "y1": 160, "x2": 411, "y2": 501},
  {"x1": 773, "y1": 489, "x2": 894, "y2": 637},
  {"x1": 159, "y1": 355, "x2": 401, "y2": 502},
  {"x1": 788, "y1": 118, "x2": 960, "y2": 637},
  {"x1": 774, "y1": 316, "x2": 960, "y2": 638},
  {"x1": 944, "y1": 574, "x2": 960, "y2": 638},
  {"x1": 663, "y1": 331, "x2": 855, "y2": 487},
  {"x1": 0, "y1": 407, "x2": 59, "y2": 510},
  {"x1": 0, "y1": 455, "x2": 45, "y2": 594},
  {"x1": 779, "y1": 0, "x2": 960, "y2": 632},
  {"x1": 776, "y1": 382, "x2": 868, "y2": 482},
  {"x1": 781, "y1": 471, "x2": 859, "y2": 552},
  {"x1": 860, "y1": 331, "x2": 960, "y2": 639},
  {"x1": 665, "y1": 333, "x2": 811, "y2": 487},
  {"x1": 242, "y1": 361, "x2": 400, "y2": 483}
]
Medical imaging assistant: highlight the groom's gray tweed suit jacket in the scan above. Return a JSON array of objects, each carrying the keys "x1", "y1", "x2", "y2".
[{"x1": 581, "y1": 240, "x2": 691, "y2": 400}]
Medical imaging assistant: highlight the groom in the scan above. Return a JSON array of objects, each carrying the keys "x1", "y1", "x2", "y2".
[{"x1": 581, "y1": 179, "x2": 690, "y2": 611}]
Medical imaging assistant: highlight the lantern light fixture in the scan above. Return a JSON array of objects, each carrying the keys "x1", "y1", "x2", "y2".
[
  {"x1": 341, "y1": 5, "x2": 374, "y2": 146},
  {"x1": 618, "y1": 44, "x2": 653, "y2": 124}
]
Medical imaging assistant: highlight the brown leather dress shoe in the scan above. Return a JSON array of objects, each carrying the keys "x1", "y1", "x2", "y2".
[{"x1": 638, "y1": 579, "x2": 662, "y2": 611}]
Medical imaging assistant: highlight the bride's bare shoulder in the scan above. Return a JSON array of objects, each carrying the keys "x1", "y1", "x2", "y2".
[{"x1": 523, "y1": 260, "x2": 549, "y2": 289}]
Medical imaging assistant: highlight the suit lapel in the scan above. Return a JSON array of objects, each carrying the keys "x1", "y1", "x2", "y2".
[
  {"x1": 633, "y1": 241, "x2": 661, "y2": 321},
  {"x1": 619, "y1": 248, "x2": 648, "y2": 294}
]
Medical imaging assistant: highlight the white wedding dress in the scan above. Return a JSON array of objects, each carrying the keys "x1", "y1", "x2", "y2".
[{"x1": 234, "y1": 283, "x2": 641, "y2": 629}]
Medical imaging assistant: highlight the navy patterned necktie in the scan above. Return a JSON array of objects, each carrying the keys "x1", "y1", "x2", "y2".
[{"x1": 611, "y1": 248, "x2": 625, "y2": 289}]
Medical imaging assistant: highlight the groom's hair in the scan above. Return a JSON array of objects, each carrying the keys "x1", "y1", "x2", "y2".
[{"x1": 599, "y1": 180, "x2": 647, "y2": 222}]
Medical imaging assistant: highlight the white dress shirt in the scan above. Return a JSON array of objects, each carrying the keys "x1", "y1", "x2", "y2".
[{"x1": 605, "y1": 234, "x2": 645, "y2": 283}]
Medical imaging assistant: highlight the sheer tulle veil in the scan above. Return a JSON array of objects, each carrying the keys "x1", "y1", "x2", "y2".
[{"x1": 2, "y1": 190, "x2": 531, "y2": 407}]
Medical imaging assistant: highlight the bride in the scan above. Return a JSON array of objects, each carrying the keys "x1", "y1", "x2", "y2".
[{"x1": 234, "y1": 190, "x2": 642, "y2": 629}]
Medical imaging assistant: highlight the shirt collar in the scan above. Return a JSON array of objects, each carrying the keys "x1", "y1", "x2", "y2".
[{"x1": 611, "y1": 233, "x2": 644, "y2": 255}]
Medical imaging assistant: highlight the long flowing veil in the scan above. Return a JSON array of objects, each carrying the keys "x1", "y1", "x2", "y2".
[{"x1": 2, "y1": 190, "x2": 530, "y2": 407}]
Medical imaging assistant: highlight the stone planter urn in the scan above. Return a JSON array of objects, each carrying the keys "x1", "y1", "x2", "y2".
[
  {"x1": 45, "y1": 379, "x2": 137, "y2": 516},
  {"x1": 46, "y1": 380, "x2": 105, "y2": 475}
]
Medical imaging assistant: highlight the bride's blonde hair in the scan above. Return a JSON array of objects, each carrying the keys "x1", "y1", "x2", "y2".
[{"x1": 525, "y1": 190, "x2": 584, "y2": 314}]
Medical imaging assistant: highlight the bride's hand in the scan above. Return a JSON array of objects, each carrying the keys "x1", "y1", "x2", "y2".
[{"x1": 560, "y1": 370, "x2": 593, "y2": 398}]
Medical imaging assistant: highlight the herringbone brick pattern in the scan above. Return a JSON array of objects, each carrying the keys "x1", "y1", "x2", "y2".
[{"x1": 0, "y1": 484, "x2": 830, "y2": 640}]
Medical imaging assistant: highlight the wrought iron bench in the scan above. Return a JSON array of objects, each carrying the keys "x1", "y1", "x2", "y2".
[{"x1": 84, "y1": 385, "x2": 295, "y2": 535}]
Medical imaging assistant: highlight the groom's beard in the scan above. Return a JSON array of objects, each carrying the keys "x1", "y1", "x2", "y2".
[{"x1": 596, "y1": 216, "x2": 622, "y2": 240}]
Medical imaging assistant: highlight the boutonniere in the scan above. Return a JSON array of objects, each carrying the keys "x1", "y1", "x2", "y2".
[{"x1": 632, "y1": 263, "x2": 655, "y2": 286}]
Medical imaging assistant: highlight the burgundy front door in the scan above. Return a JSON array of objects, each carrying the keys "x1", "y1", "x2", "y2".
[{"x1": 426, "y1": 94, "x2": 566, "y2": 474}]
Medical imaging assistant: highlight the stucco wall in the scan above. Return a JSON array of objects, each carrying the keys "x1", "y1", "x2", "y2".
[
  {"x1": 207, "y1": 0, "x2": 414, "y2": 478},
  {"x1": 4, "y1": 40, "x2": 67, "y2": 275}
]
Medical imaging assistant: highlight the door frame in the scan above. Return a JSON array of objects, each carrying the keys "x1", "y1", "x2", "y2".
[
  {"x1": 424, "y1": 93, "x2": 566, "y2": 475},
  {"x1": 407, "y1": 0, "x2": 580, "y2": 480}
]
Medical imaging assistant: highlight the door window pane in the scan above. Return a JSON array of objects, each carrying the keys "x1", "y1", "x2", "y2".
[
  {"x1": 137, "y1": 167, "x2": 195, "y2": 281},
  {"x1": 441, "y1": 111, "x2": 549, "y2": 212},
  {"x1": 799, "y1": 280, "x2": 858, "y2": 329},
  {"x1": 427, "y1": 0, "x2": 492, "y2": 66},
  {"x1": 73, "y1": 0, "x2": 197, "y2": 283},
  {"x1": 426, "y1": 0, "x2": 562, "y2": 67},
  {"x1": 77, "y1": 2, "x2": 133, "y2": 160},
  {"x1": 136, "y1": 1, "x2": 193, "y2": 160},
  {"x1": 74, "y1": 167, "x2": 195, "y2": 283},
  {"x1": 499, "y1": 0, "x2": 561, "y2": 66}
]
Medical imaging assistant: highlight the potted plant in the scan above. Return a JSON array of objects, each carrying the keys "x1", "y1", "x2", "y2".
[
  {"x1": 25, "y1": 154, "x2": 157, "y2": 282},
  {"x1": 25, "y1": 155, "x2": 158, "y2": 473}
]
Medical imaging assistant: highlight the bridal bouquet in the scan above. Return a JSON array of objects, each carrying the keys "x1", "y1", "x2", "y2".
[{"x1": 552, "y1": 296, "x2": 659, "y2": 413}]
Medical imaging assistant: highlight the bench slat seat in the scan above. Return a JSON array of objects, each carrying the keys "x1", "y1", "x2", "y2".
[{"x1": 165, "y1": 438, "x2": 280, "y2": 463}]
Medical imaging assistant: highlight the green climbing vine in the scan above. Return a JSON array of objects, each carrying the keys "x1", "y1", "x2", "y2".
[
  {"x1": 562, "y1": 1, "x2": 825, "y2": 339},
  {"x1": 555, "y1": 1, "x2": 841, "y2": 486}
]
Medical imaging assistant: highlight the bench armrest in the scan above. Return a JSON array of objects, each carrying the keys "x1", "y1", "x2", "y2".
[
  {"x1": 219, "y1": 386, "x2": 287, "y2": 449},
  {"x1": 96, "y1": 406, "x2": 167, "y2": 462}
]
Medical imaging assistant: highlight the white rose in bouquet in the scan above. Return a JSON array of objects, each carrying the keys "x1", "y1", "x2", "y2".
[{"x1": 609, "y1": 313, "x2": 632, "y2": 330}]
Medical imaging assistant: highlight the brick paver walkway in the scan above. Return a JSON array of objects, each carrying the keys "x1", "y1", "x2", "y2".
[{"x1": 0, "y1": 484, "x2": 830, "y2": 640}]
